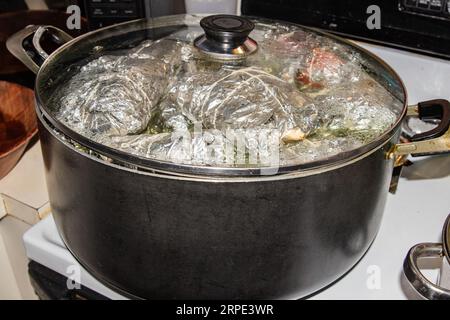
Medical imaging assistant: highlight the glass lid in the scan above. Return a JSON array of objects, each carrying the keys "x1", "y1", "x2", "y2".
[{"x1": 37, "y1": 14, "x2": 406, "y2": 176}]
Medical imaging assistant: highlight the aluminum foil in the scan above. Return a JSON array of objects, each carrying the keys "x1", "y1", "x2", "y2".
[
  {"x1": 52, "y1": 39, "x2": 183, "y2": 137},
  {"x1": 50, "y1": 22, "x2": 402, "y2": 168}
]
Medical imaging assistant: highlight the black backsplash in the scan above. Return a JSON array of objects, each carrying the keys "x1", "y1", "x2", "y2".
[{"x1": 242, "y1": 0, "x2": 450, "y2": 59}]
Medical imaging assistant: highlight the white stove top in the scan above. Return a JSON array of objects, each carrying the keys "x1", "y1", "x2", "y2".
[{"x1": 22, "y1": 42, "x2": 450, "y2": 300}]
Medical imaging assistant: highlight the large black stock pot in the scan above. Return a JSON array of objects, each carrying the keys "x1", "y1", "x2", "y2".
[{"x1": 7, "y1": 14, "x2": 450, "y2": 299}]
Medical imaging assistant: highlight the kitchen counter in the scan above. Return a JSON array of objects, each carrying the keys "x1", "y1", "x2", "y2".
[{"x1": 0, "y1": 141, "x2": 48, "y2": 214}]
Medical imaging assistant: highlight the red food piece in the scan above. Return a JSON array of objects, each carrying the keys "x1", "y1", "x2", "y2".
[
  {"x1": 310, "y1": 48, "x2": 343, "y2": 72},
  {"x1": 295, "y1": 48, "x2": 343, "y2": 91}
]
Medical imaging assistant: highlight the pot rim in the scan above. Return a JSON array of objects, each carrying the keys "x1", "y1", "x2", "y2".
[{"x1": 34, "y1": 14, "x2": 408, "y2": 177}]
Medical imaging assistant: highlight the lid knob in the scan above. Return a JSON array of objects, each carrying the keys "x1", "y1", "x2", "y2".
[
  {"x1": 194, "y1": 15, "x2": 258, "y2": 61},
  {"x1": 200, "y1": 15, "x2": 254, "y2": 46}
]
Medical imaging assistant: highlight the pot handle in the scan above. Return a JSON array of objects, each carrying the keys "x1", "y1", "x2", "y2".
[
  {"x1": 6, "y1": 25, "x2": 73, "y2": 74},
  {"x1": 403, "y1": 242, "x2": 450, "y2": 300},
  {"x1": 387, "y1": 99, "x2": 450, "y2": 159}
]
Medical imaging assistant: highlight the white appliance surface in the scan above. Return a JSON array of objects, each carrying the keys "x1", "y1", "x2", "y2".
[{"x1": 23, "y1": 42, "x2": 450, "y2": 300}]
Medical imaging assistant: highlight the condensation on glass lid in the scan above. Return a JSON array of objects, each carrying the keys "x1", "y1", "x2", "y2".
[{"x1": 49, "y1": 19, "x2": 403, "y2": 168}]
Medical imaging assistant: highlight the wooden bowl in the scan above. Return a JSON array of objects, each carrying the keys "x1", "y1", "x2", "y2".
[{"x1": 0, "y1": 81, "x2": 37, "y2": 179}]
